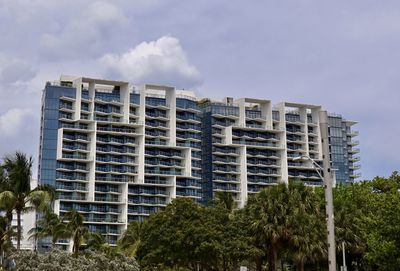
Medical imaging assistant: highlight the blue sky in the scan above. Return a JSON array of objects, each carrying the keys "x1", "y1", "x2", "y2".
[{"x1": 0, "y1": 0, "x2": 399, "y2": 179}]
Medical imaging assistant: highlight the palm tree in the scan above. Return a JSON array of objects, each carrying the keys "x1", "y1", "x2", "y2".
[
  {"x1": 86, "y1": 232, "x2": 115, "y2": 255},
  {"x1": 215, "y1": 191, "x2": 235, "y2": 212},
  {"x1": 28, "y1": 210, "x2": 68, "y2": 248},
  {"x1": 0, "y1": 167, "x2": 13, "y2": 232},
  {"x1": 248, "y1": 184, "x2": 290, "y2": 271},
  {"x1": 118, "y1": 221, "x2": 144, "y2": 258},
  {"x1": 287, "y1": 182, "x2": 326, "y2": 271},
  {"x1": 0, "y1": 216, "x2": 14, "y2": 269},
  {"x1": 0, "y1": 152, "x2": 51, "y2": 250},
  {"x1": 63, "y1": 210, "x2": 88, "y2": 257}
]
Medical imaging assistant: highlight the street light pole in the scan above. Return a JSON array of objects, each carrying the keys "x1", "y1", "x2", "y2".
[
  {"x1": 319, "y1": 110, "x2": 337, "y2": 271},
  {"x1": 293, "y1": 110, "x2": 337, "y2": 271}
]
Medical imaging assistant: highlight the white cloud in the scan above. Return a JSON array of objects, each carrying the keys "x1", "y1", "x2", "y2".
[
  {"x1": 0, "y1": 55, "x2": 37, "y2": 85},
  {"x1": 0, "y1": 108, "x2": 33, "y2": 137},
  {"x1": 39, "y1": 1, "x2": 128, "y2": 59},
  {"x1": 99, "y1": 36, "x2": 202, "y2": 88}
]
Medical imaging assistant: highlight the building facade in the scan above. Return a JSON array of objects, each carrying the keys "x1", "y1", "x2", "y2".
[
  {"x1": 38, "y1": 75, "x2": 360, "y2": 247},
  {"x1": 328, "y1": 114, "x2": 361, "y2": 184}
]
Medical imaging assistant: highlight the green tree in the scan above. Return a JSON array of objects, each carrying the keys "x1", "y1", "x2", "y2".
[
  {"x1": 137, "y1": 198, "x2": 217, "y2": 270},
  {"x1": 86, "y1": 232, "x2": 115, "y2": 255},
  {"x1": 118, "y1": 221, "x2": 144, "y2": 258},
  {"x1": 63, "y1": 210, "x2": 89, "y2": 257},
  {"x1": 28, "y1": 209, "x2": 68, "y2": 247},
  {"x1": 288, "y1": 182, "x2": 326, "y2": 271},
  {"x1": 0, "y1": 152, "x2": 51, "y2": 250},
  {"x1": 247, "y1": 183, "x2": 290, "y2": 271},
  {"x1": 245, "y1": 182, "x2": 327, "y2": 271},
  {"x1": 362, "y1": 173, "x2": 400, "y2": 270},
  {"x1": 0, "y1": 166, "x2": 15, "y2": 232},
  {"x1": 0, "y1": 215, "x2": 14, "y2": 269},
  {"x1": 214, "y1": 191, "x2": 235, "y2": 212}
]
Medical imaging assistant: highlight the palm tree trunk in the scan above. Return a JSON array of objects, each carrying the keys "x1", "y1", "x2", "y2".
[
  {"x1": 6, "y1": 211, "x2": 12, "y2": 231},
  {"x1": 255, "y1": 256, "x2": 263, "y2": 271},
  {"x1": 269, "y1": 247, "x2": 278, "y2": 271},
  {"x1": 73, "y1": 234, "x2": 80, "y2": 257},
  {"x1": 16, "y1": 209, "x2": 22, "y2": 250},
  {"x1": 297, "y1": 259, "x2": 304, "y2": 271}
]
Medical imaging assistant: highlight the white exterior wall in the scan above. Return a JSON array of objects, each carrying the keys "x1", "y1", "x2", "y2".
[{"x1": 16, "y1": 179, "x2": 38, "y2": 250}]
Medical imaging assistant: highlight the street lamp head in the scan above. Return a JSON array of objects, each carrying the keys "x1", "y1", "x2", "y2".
[{"x1": 293, "y1": 156, "x2": 305, "y2": 161}]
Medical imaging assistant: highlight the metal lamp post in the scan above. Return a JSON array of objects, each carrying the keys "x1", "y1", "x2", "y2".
[{"x1": 293, "y1": 110, "x2": 337, "y2": 271}]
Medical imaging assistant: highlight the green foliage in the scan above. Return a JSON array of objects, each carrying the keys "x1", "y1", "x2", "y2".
[
  {"x1": 129, "y1": 175, "x2": 400, "y2": 270},
  {"x1": 118, "y1": 221, "x2": 144, "y2": 258},
  {"x1": 0, "y1": 151, "x2": 52, "y2": 250},
  {"x1": 361, "y1": 172, "x2": 400, "y2": 270},
  {"x1": 245, "y1": 182, "x2": 326, "y2": 271},
  {"x1": 10, "y1": 250, "x2": 139, "y2": 271},
  {"x1": 137, "y1": 197, "x2": 253, "y2": 270}
]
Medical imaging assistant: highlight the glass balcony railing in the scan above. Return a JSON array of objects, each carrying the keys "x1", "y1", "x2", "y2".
[{"x1": 213, "y1": 184, "x2": 239, "y2": 191}]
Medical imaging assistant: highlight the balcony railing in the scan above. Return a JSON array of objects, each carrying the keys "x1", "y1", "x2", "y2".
[{"x1": 97, "y1": 127, "x2": 136, "y2": 133}]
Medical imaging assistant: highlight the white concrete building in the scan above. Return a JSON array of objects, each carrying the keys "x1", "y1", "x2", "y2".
[
  {"x1": 12, "y1": 179, "x2": 37, "y2": 250},
  {"x1": 38, "y1": 75, "x2": 360, "y2": 247}
]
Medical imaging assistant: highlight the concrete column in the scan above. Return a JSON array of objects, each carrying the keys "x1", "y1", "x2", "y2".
[{"x1": 239, "y1": 146, "x2": 247, "y2": 208}]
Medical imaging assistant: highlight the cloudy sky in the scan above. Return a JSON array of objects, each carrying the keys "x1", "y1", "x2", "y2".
[{"x1": 0, "y1": 0, "x2": 399, "y2": 179}]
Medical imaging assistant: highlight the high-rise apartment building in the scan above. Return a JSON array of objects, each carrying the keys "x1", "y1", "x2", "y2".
[
  {"x1": 328, "y1": 114, "x2": 361, "y2": 184},
  {"x1": 38, "y1": 75, "x2": 360, "y2": 248}
]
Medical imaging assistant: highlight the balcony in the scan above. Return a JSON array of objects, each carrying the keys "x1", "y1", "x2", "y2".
[
  {"x1": 212, "y1": 148, "x2": 240, "y2": 155},
  {"x1": 176, "y1": 190, "x2": 202, "y2": 197},
  {"x1": 56, "y1": 173, "x2": 87, "y2": 182},
  {"x1": 96, "y1": 156, "x2": 136, "y2": 164},
  {"x1": 97, "y1": 127, "x2": 136, "y2": 134},
  {"x1": 349, "y1": 156, "x2": 360, "y2": 162},
  {"x1": 56, "y1": 184, "x2": 87, "y2": 191},
  {"x1": 95, "y1": 187, "x2": 121, "y2": 193},
  {"x1": 176, "y1": 124, "x2": 201, "y2": 131},
  {"x1": 348, "y1": 148, "x2": 360, "y2": 154},
  {"x1": 144, "y1": 179, "x2": 174, "y2": 185},
  {"x1": 128, "y1": 198, "x2": 166, "y2": 205},
  {"x1": 232, "y1": 140, "x2": 282, "y2": 149},
  {"x1": 247, "y1": 177, "x2": 278, "y2": 184},
  {"x1": 176, "y1": 142, "x2": 201, "y2": 149},
  {"x1": 96, "y1": 175, "x2": 134, "y2": 183},
  {"x1": 62, "y1": 144, "x2": 88, "y2": 151},
  {"x1": 348, "y1": 140, "x2": 359, "y2": 146},
  {"x1": 247, "y1": 159, "x2": 278, "y2": 167},
  {"x1": 350, "y1": 173, "x2": 362, "y2": 179},
  {"x1": 95, "y1": 116, "x2": 122, "y2": 123},
  {"x1": 61, "y1": 123, "x2": 90, "y2": 131},
  {"x1": 145, "y1": 99, "x2": 168, "y2": 108},
  {"x1": 94, "y1": 96, "x2": 121, "y2": 104},
  {"x1": 348, "y1": 130, "x2": 359, "y2": 137},
  {"x1": 286, "y1": 128, "x2": 303, "y2": 134},
  {"x1": 349, "y1": 164, "x2": 361, "y2": 170},
  {"x1": 63, "y1": 134, "x2": 89, "y2": 142},
  {"x1": 146, "y1": 112, "x2": 168, "y2": 119},
  {"x1": 129, "y1": 189, "x2": 169, "y2": 196},
  {"x1": 176, "y1": 115, "x2": 201, "y2": 122},
  {"x1": 213, "y1": 184, "x2": 239, "y2": 192},
  {"x1": 57, "y1": 164, "x2": 88, "y2": 172},
  {"x1": 145, "y1": 169, "x2": 182, "y2": 176},
  {"x1": 58, "y1": 194, "x2": 86, "y2": 201},
  {"x1": 59, "y1": 113, "x2": 73, "y2": 120},
  {"x1": 213, "y1": 176, "x2": 239, "y2": 183},
  {"x1": 95, "y1": 196, "x2": 121, "y2": 203},
  {"x1": 61, "y1": 153, "x2": 88, "y2": 160},
  {"x1": 59, "y1": 103, "x2": 74, "y2": 111}
]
